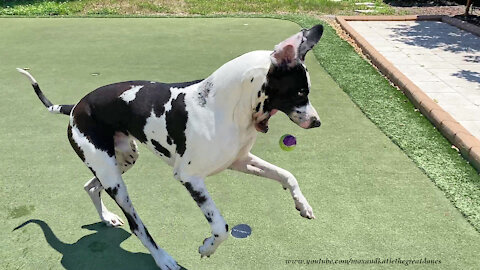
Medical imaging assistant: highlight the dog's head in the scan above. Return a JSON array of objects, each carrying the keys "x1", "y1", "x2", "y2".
[{"x1": 254, "y1": 25, "x2": 323, "y2": 133}]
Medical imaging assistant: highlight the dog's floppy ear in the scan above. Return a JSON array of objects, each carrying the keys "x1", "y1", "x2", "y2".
[
  {"x1": 271, "y1": 31, "x2": 303, "y2": 68},
  {"x1": 298, "y1": 24, "x2": 323, "y2": 61},
  {"x1": 271, "y1": 24, "x2": 324, "y2": 68}
]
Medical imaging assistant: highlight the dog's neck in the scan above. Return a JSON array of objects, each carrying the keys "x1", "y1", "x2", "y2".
[{"x1": 201, "y1": 50, "x2": 272, "y2": 130}]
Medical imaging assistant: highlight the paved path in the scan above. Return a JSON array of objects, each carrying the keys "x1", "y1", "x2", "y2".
[{"x1": 348, "y1": 20, "x2": 480, "y2": 138}]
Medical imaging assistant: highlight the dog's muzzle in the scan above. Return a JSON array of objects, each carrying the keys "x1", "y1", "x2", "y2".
[
  {"x1": 308, "y1": 117, "x2": 321, "y2": 128},
  {"x1": 289, "y1": 102, "x2": 321, "y2": 129},
  {"x1": 298, "y1": 116, "x2": 321, "y2": 129}
]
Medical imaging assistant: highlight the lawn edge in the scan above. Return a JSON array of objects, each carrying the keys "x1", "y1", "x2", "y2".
[
  {"x1": 337, "y1": 15, "x2": 480, "y2": 171},
  {"x1": 295, "y1": 15, "x2": 480, "y2": 234}
]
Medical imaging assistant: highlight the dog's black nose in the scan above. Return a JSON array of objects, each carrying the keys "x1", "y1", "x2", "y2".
[{"x1": 309, "y1": 118, "x2": 321, "y2": 128}]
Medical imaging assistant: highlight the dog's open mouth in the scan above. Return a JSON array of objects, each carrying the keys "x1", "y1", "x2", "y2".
[
  {"x1": 254, "y1": 109, "x2": 277, "y2": 133},
  {"x1": 255, "y1": 114, "x2": 271, "y2": 133}
]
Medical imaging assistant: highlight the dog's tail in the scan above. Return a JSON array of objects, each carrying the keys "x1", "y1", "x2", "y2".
[{"x1": 16, "y1": 68, "x2": 74, "y2": 115}]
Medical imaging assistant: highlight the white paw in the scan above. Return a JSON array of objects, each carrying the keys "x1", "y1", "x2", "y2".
[
  {"x1": 198, "y1": 237, "x2": 217, "y2": 258},
  {"x1": 295, "y1": 197, "x2": 316, "y2": 219},
  {"x1": 101, "y1": 212, "x2": 124, "y2": 227},
  {"x1": 155, "y1": 251, "x2": 180, "y2": 270}
]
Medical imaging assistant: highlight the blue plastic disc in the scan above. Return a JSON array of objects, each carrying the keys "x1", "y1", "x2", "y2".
[{"x1": 231, "y1": 224, "x2": 252, "y2": 238}]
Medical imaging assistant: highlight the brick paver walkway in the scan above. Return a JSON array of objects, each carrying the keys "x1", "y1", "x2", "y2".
[{"x1": 348, "y1": 20, "x2": 480, "y2": 138}]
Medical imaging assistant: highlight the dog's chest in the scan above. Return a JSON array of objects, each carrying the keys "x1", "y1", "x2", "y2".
[
  {"x1": 186, "y1": 124, "x2": 256, "y2": 176},
  {"x1": 182, "y1": 96, "x2": 258, "y2": 176},
  {"x1": 140, "y1": 87, "x2": 256, "y2": 175}
]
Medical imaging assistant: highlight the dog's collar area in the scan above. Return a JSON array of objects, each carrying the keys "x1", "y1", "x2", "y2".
[{"x1": 255, "y1": 114, "x2": 270, "y2": 133}]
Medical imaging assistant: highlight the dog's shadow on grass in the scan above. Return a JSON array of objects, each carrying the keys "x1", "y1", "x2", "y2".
[{"x1": 14, "y1": 219, "x2": 187, "y2": 270}]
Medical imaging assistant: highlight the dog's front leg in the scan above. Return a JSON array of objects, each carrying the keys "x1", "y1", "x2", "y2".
[
  {"x1": 179, "y1": 175, "x2": 228, "y2": 257},
  {"x1": 230, "y1": 153, "x2": 315, "y2": 219}
]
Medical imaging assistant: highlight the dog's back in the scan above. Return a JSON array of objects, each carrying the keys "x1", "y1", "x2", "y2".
[{"x1": 72, "y1": 79, "x2": 202, "y2": 145}]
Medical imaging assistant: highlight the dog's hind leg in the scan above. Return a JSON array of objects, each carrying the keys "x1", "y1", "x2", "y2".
[
  {"x1": 84, "y1": 177, "x2": 124, "y2": 227},
  {"x1": 179, "y1": 175, "x2": 229, "y2": 258},
  {"x1": 82, "y1": 134, "x2": 138, "y2": 227},
  {"x1": 68, "y1": 123, "x2": 179, "y2": 270},
  {"x1": 229, "y1": 153, "x2": 315, "y2": 219}
]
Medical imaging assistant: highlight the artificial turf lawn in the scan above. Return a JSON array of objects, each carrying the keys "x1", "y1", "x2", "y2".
[{"x1": 1, "y1": 18, "x2": 479, "y2": 269}]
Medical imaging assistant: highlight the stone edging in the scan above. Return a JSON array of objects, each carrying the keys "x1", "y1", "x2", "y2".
[{"x1": 336, "y1": 15, "x2": 480, "y2": 171}]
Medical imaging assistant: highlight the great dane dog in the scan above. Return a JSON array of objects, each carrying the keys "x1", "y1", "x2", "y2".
[{"x1": 17, "y1": 24, "x2": 323, "y2": 270}]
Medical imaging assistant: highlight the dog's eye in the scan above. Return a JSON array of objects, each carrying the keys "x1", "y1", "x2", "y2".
[{"x1": 298, "y1": 89, "x2": 307, "y2": 97}]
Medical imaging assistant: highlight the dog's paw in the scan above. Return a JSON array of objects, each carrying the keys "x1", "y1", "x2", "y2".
[
  {"x1": 295, "y1": 198, "x2": 316, "y2": 219},
  {"x1": 101, "y1": 212, "x2": 124, "y2": 227},
  {"x1": 154, "y1": 251, "x2": 180, "y2": 270},
  {"x1": 198, "y1": 237, "x2": 216, "y2": 258}
]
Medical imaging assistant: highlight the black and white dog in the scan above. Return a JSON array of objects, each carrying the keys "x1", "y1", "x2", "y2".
[{"x1": 17, "y1": 25, "x2": 323, "y2": 270}]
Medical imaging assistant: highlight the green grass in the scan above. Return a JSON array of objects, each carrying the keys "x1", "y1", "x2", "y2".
[
  {"x1": 1, "y1": 17, "x2": 480, "y2": 270},
  {"x1": 0, "y1": 0, "x2": 395, "y2": 16},
  {"x1": 0, "y1": 1, "x2": 84, "y2": 15},
  {"x1": 185, "y1": 0, "x2": 343, "y2": 15}
]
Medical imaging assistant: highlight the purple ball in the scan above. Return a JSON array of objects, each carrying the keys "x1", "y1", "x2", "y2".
[{"x1": 282, "y1": 135, "x2": 296, "y2": 147}]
